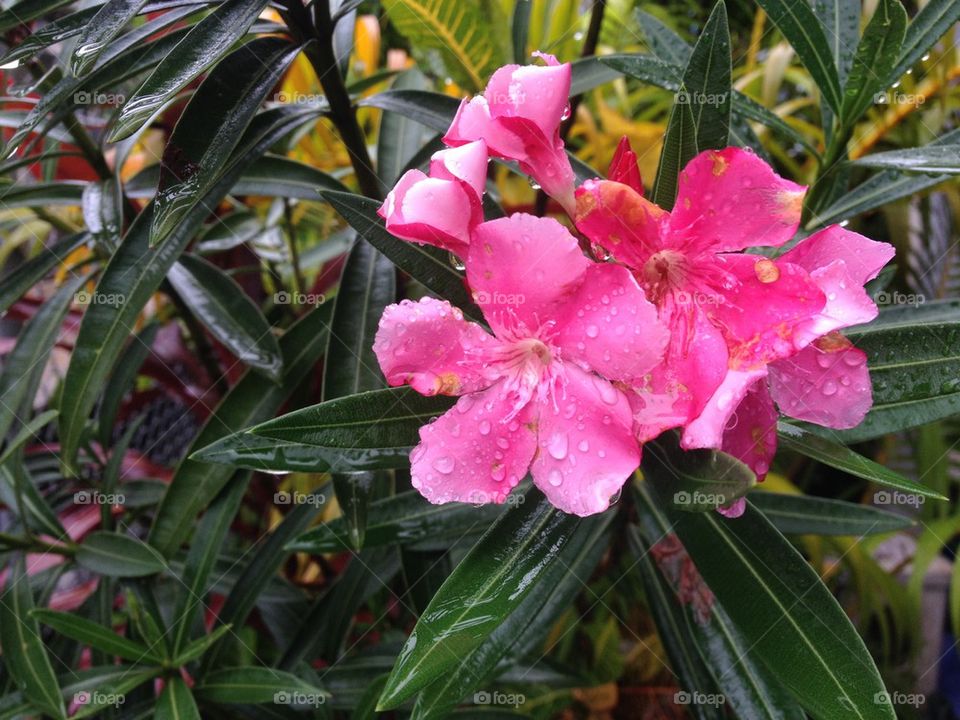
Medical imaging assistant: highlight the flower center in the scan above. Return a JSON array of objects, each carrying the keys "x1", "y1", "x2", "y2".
[{"x1": 642, "y1": 250, "x2": 686, "y2": 304}]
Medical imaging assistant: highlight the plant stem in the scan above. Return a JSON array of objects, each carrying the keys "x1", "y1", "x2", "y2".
[{"x1": 283, "y1": 199, "x2": 306, "y2": 301}]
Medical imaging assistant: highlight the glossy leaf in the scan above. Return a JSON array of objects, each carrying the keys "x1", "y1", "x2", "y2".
[
  {"x1": 109, "y1": 0, "x2": 271, "y2": 141},
  {"x1": 359, "y1": 90, "x2": 460, "y2": 133},
  {"x1": 0, "y1": 234, "x2": 86, "y2": 315},
  {"x1": 31, "y1": 610, "x2": 160, "y2": 664},
  {"x1": 232, "y1": 154, "x2": 348, "y2": 199},
  {"x1": 852, "y1": 145, "x2": 960, "y2": 173},
  {"x1": 97, "y1": 322, "x2": 158, "y2": 448},
  {"x1": 70, "y1": 0, "x2": 149, "y2": 75},
  {"x1": 511, "y1": 0, "x2": 531, "y2": 64},
  {"x1": 652, "y1": 90, "x2": 697, "y2": 209},
  {"x1": 887, "y1": 0, "x2": 960, "y2": 84},
  {"x1": 812, "y1": 0, "x2": 859, "y2": 85},
  {"x1": 194, "y1": 667, "x2": 327, "y2": 704},
  {"x1": 168, "y1": 253, "x2": 282, "y2": 380},
  {"x1": 0, "y1": 0, "x2": 73, "y2": 33},
  {"x1": 681, "y1": 1, "x2": 731, "y2": 152},
  {"x1": 0, "y1": 6, "x2": 99, "y2": 66},
  {"x1": 377, "y1": 490, "x2": 582, "y2": 709},
  {"x1": 635, "y1": 9, "x2": 690, "y2": 66},
  {"x1": 75, "y1": 531, "x2": 166, "y2": 577},
  {"x1": 377, "y1": 70, "x2": 433, "y2": 187},
  {"x1": 749, "y1": 492, "x2": 914, "y2": 536}
]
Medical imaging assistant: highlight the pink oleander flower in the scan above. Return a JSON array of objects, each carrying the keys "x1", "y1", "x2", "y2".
[
  {"x1": 575, "y1": 144, "x2": 822, "y2": 445},
  {"x1": 444, "y1": 53, "x2": 576, "y2": 214},
  {"x1": 373, "y1": 213, "x2": 668, "y2": 516},
  {"x1": 377, "y1": 140, "x2": 488, "y2": 257}
]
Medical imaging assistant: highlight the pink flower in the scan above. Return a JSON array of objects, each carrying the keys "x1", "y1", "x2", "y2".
[
  {"x1": 377, "y1": 140, "x2": 488, "y2": 257},
  {"x1": 703, "y1": 227, "x2": 893, "y2": 490},
  {"x1": 574, "y1": 145, "x2": 823, "y2": 445},
  {"x1": 444, "y1": 53, "x2": 576, "y2": 214},
  {"x1": 374, "y1": 213, "x2": 668, "y2": 516}
]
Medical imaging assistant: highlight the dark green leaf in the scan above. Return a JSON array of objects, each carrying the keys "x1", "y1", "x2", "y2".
[
  {"x1": 749, "y1": 492, "x2": 914, "y2": 535},
  {"x1": 0, "y1": 182, "x2": 84, "y2": 208},
  {"x1": 97, "y1": 322, "x2": 158, "y2": 448},
  {"x1": 109, "y1": 0, "x2": 271, "y2": 141},
  {"x1": 0, "y1": 0, "x2": 73, "y2": 33},
  {"x1": 0, "y1": 6, "x2": 99, "y2": 66},
  {"x1": 852, "y1": 145, "x2": 960, "y2": 173},
  {"x1": 31, "y1": 609, "x2": 160, "y2": 664},
  {"x1": 0, "y1": 557, "x2": 65, "y2": 719},
  {"x1": 0, "y1": 234, "x2": 86, "y2": 315},
  {"x1": 232, "y1": 154, "x2": 348, "y2": 198},
  {"x1": 569, "y1": 55, "x2": 623, "y2": 95},
  {"x1": 839, "y1": 0, "x2": 907, "y2": 129},
  {"x1": 887, "y1": 0, "x2": 960, "y2": 84},
  {"x1": 511, "y1": 0, "x2": 531, "y2": 65},
  {"x1": 652, "y1": 89, "x2": 697, "y2": 209},
  {"x1": 359, "y1": 90, "x2": 460, "y2": 133},
  {"x1": 150, "y1": 299, "x2": 333, "y2": 557},
  {"x1": 70, "y1": 0, "x2": 149, "y2": 75},
  {"x1": 377, "y1": 490, "x2": 582, "y2": 709},
  {"x1": 812, "y1": 0, "x2": 860, "y2": 85},
  {"x1": 681, "y1": 1, "x2": 731, "y2": 152},
  {"x1": 0, "y1": 463, "x2": 65, "y2": 539},
  {"x1": 755, "y1": 0, "x2": 843, "y2": 113},
  {"x1": 156, "y1": 677, "x2": 201, "y2": 720},
  {"x1": 195, "y1": 667, "x2": 326, "y2": 705},
  {"x1": 0, "y1": 410, "x2": 58, "y2": 467},
  {"x1": 75, "y1": 531, "x2": 166, "y2": 577},
  {"x1": 169, "y1": 253, "x2": 282, "y2": 380},
  {"x1": 635, "y1": 9, "x2": 690, "y2": 65},
  {"x1": 377, "y1": 70, "x2": 433, "y2": 187}
]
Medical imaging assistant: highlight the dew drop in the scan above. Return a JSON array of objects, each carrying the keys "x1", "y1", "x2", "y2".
[
  {"x1": 433, "y1": 456, "x2": 455, "y2": 474},
  {"x1": 548, "y1": 468, "x2": 563, "y2": 486},
  {"x1": 547, "y1": 432, "x2": 568, "y2": 460},
  {"x1": 479, "y1": 420, "x2": 492, "y2": 435},
  {"x1": 822, "y1": 381, "x2": 838, "y2": 396}
]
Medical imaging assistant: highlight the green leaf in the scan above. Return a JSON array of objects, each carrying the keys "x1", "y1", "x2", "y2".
[
  {"x1": 886, "y1": 0, "x2": 960, "y2": 84},
  {"x1": 0, "y1": 6, "x2": 99, "y2": 66},
  {"x1": 70, "y1": 0, "x2": 149, "y2": 75},
  {"x1": 81, "y1": 178, "x2": 123, "y2": 252},
  {"x1": 835, "y1": 320, "x2": 960, "y2": 440},
  {"x1": 755, "y1": 0, "x2": 843, "y2": 113},
  {"x1": 173, "y1": 624, "x2": 234, "y2": 665},
  {"x1": 0, "y1": 410, "x2": 58, "y2": 468},
  {"x1": 0, "y1": 233, "x2": 86, "y2": 315},
  {"x1": 776, "y1": 423, "x2": 944, "y2": 498},
  {"x1": 0, "y1": 557, "x2": 66, "y2": 719},
  {"x1": 0, "y1": 463, "x2": 65, "y2": 539},
  {"x1": 377, "y1": 70, "x2": 433, "y2": 187},
  {"x1": 322, "y1": 191, "x2": 482, "y2": 319},
  {"x1": 109, "y1": 0, "x2": 271, "y2": 141},
  {"x1": 288, "y1": 490, "x2": 502, "y2": 552},
  {"x1": 58, "y1": 104, "x2": 325, "y2": 471},
  {"x1": 681, "y1": 1, "x2": 731, "y2": 152},
  {"x1": 231, "y1": 154, "x2": 349, "y2": 198},
  {"x1": 377, "y1": 490, "x2": 582, "y2": 709},
  {"x1": 168, "y1": 253, "x2": 282, "y2": 380},
  {"x1": 511, "y1": 0, "x2": 531, "y2": 65},
  {"x1": 156, "y1": 677, "x2": 201, "y2": 720},
  {"x1": 641, "y1": 431, "x2": 755, "y2": 513},
  {"x1": 75, "y1": 531, "x2": 166, "y2": 577},
  {"x1": 382, "y1": 0, "x2": 504, "y2": 92},
  {"x1": 569, "y1": 55, "x2": 623, "y2": 95},
  {"x1": 0, "y1": 275, "x2": 84, "y2": 441},
  {"x1": 194, "y1": 667, "x2": 327, "y2": 705},
  {"x1": 66, "y1": 665, "x2": 161, "y2": 719},
  {"x1": 0, "y1": 0, "x2": 73, "y2": 33},
  {"x1": 244, "y1": 386, "x2": 453, "y2": 463},
  {"x1": 149, "y1": 37, "x2": 302, "y2": 246},
  {"x1": 30, "y1": 609, "x2": 160, "y2": 664},
  {"x1": 655, "y1": 498, "x2": 894, "y2": 720},
  {"x1": 812, "y1": 0, "x2": 860, "y2": 84},
  {"x1": 97, "y1": 322, "x2": 158, "y2": 448},
  {"x1": 749, "y1": 492, "x2": 914, "y2": 536},
  {"x1": 359, "y1": 90, "x2": 461, "y2": 133},
  {"x1": 809, "y1": 169, "x2": 947, "y2": 228},
  {"x1": 839, "y1": 0, "x2": 906, "y2": 129},
  {"x1": 652, "y1": 89, "x2": 697, "y2": 209},
  {"x1": 150, "y1": 299, "x2": 334, "y2": 557},
  {"x1": 635, "y1": 9, "x2": 690, "y2": 66},
  {"x1": 852, "y1": 145, "x2": 960, "y2": 173},
  {"x1": 412, "y1": 512, "x2": 613, "y2": 719},
  {"x1": 0, "y1": 182, "x2": 84, "y2": 208}
]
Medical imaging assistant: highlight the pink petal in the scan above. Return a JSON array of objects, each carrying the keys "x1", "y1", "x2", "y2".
[
  {"x1": 682, "y1": 367, "x2": 769, "y2": 450},
  {"x1": 530, "y1": 364, "x2": 639, "y2": 516},
  {"x1": 378, "y1": 170, "x2": 479, "y2": 256},
  {"x1": 768, "y1": 334, "x2": 872, "y2": 429},
  {"x1": 574, "y1": 179, "x2": 667, "y2": 268},
  {"x1": 629, "y1": 312, "x2": 728, "y2": 441},
  {"x1": 411, "y1": 382, "x2": 537, "y2": 505},
  {"x1": 778, "y1": 226, "x2": 894, "y2": 346},
  {"x1": 374, "y1": 297, "x2": 496, "y2": 396},
  {"x1": 484, "y1": 61, "x2": 571, "y2": 139},
  {"x1": 669, "y1": 148, "x2": 807, "y2": 253},
  {"x1": 554, "y1": 263, "x2": 667, "y2": 382},
  {"x1": 467, "y1": 213, "x2": 589, "y2": 335},
  {"x1": 429, "y1": 140, "x2": 489, "y2": 197},
  {"x1": 716, "y1": 498, "x2": 747, "y2": 518},
  {"x1": 721, "y1": 379, "x2": 778, "y2": 481},
  {"x1": 607, "y1": 136, "x2": 644, "y2": 194},
  {"x1": 707, "y1": 254, "x2": 825, "y2": 369},
  {"x1": 444, "y1": 98, "x2": 526, "y2": 160}
]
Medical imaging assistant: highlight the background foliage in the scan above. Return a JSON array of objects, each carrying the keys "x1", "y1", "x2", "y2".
[{"x1": 1, "y1": 0, "x2": 960, "y2": 718}]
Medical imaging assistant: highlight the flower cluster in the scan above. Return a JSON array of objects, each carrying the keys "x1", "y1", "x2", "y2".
[{"x1": 374, "y1": 55, "x2": 894, "y2": 517}]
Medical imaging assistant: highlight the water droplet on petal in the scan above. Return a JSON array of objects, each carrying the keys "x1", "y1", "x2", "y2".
[
  {"x1": 586, "y1": 324, "x2": 599, "y2": 338},
  {"x1": 548, "y1": 468, "x2": 563, "y2": 486},
  {"x1": 822, "y1": 381, "x2": 838, "y2": 396},
  {"x1": 547, "y1": 432, "x2": 568, "y2": 460},
  {"x1": 433, "y1": 456, "x2": 455, "y2": 474},
  {"x1": 479, "y1": 420, "x2": 491, "y2": 435}
]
